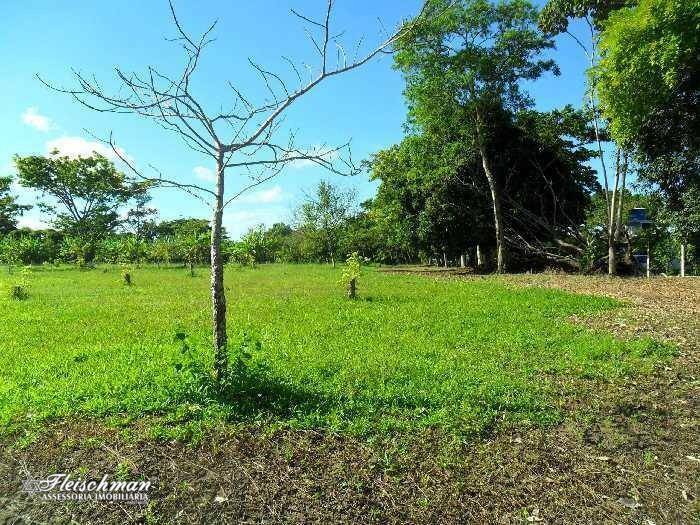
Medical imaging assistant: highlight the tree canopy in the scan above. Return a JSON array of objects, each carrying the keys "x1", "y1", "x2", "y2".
[
  {"x1": 296, "y1": 181, "x2": 356, "y2": 266},
  {"x1": 14, "y1": 153, "x2": 139, "y2": 239},
  {"x1": 595, "y1": 0, "x2": 700, "y2": 151}
]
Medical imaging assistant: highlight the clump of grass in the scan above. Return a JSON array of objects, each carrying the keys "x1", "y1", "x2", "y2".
[
  {"x1": 120, "y1": 265, "x2": 133, "y2": 286},
  {"x1": 8, "y1": 267, "x2": 30, "y2": 300}
]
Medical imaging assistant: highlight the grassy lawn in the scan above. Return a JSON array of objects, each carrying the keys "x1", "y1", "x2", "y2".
[{"x1": 0, "y1": 264, "x2": 672, "y2": 440}]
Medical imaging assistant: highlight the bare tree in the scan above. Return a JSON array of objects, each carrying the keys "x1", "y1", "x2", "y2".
[{"x1": 41, "y1": 0, "x2": 427, "y2": 381}]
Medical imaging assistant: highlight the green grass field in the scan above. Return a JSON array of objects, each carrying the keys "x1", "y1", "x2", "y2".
[{"x1": 0, "y1": 264, "x2": 672, "y2": 440}]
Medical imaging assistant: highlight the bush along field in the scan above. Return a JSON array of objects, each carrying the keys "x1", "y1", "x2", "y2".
[{"x1": 0, "y1": 264, "x2": 673, "y2": 442}]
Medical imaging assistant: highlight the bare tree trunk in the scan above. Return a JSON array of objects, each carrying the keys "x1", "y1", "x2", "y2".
[
  {"x1": 478, "y1": 147, "x2": 505, "y2": 273},
  {"x1": 211, "y1": 153, "x2": 228, "y2": 382},
  {"x1": 476, "y1": 244, "x2": 482, "y2": 268},
  {"x1": 592, "y1": 104, "x2": 611, "y2": 221},
  {"x1": 608, "y1": 150, "x2": 622, "y2": 276},
  {"x1": 460, "y1": 254, "x2": 465, "y2": 268},
  {"x1": 585, "y1": 32, "x2": 612, "y2": 228},
  {"x1": 614, "y1": 152, "x2": 628, "y2": 242},
  {"x1": 347, "y1": 278, "x2": 356, "y2": 299},
  {"x1": 607, "y1": 244, "x2": 617, "y2": 276},
  {"x1": 473, "y1": 107, "x2": 505, "y2": 273},
  {"x1": 680, "y1": 243, "x2": 686, "y2": 277}
]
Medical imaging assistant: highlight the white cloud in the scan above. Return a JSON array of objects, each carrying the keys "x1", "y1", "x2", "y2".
[
  {"x1": 238, "y1": 185, "x2": 286, "y2": 204},
  {"x1": 45, "y1": 136, "x2": 128, "y2": 161},
  {"x1": 21, "y1": 107, "x2": 53, "y2": 132},
  {"x1": 193, "y1": 166, "x2": 216, "y2": 182},
  {"x1": 17, "y1": 216, "x2": 49, "y2": 230}
]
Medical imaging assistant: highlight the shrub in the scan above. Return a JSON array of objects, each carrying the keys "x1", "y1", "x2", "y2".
[{"x1": 8, "y1": 267, "x2": 30, "y2": 300}]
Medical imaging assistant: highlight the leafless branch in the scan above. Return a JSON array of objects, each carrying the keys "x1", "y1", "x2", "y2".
[
  {"x1": 88, "y1": 130, "x2": 216, "y2": 206},
  {"x1": 40, "y1": 0, "x2": 429, "y2": 210}
]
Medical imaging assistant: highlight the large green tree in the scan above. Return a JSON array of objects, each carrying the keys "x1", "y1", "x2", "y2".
[
  {"x1": 539, "y1": 0, "x2": 633, "y2": 275},
  {"x1": 123, "y1": 184, "x2": 158, "y2": 240},
  {"x1": 595, "y1": 0, "x2": 699, "y2": 152},
  {"x1": 14, "y1": 153, "x2": 140, "y2": 239},
  {"x1": 368, "y1": 106, "x2": 599, "y2": 269},
  {"x1": 395, "y1": 0, "x2": 558, "y2": 272},
  {"x1": 595, "y1": 0, "x2": 700, "y2": 272},
  {"x1": 368, "y1": 133, "x2": 492, "y2": 265},
  {"x1": 0, "y1": 176, "x2": 31, "y2": 233}
]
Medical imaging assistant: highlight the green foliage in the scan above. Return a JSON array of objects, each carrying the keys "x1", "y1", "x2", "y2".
[
  {"x1": 7, "y1": 267, "x2": 30, "y2": 300},
  {"x1": 296, "y1": 181, "x2": 355, "y2": 265},
  {"x1": 660, "y1": 186, "x2": 700, "y2": 246},
  {"x1": 579, "y1": 190, "x2": 693, "y2": 273},
  {"x1": 171, "y1": 329, "x2": 261, "y2": 409},
  {"x1": 367, "y1": 107, "x2": 600, "y2": 268},
  {"x1": 120, "y1": 265, "x2": 133, "y2": 286},
  {"x1": 539, "y1": 0, "x2": 630, "y2": 34},
  {"x1": 14, "y1": 153, "x2": 139, "y2": 238},
  {"x1": 228, "y1": 225, "x2": 274, "y2": 266},
  {"x1": 595, "y1": 0, "x2": 699, "y2": 254},
  {"x1": 390, "y1": 0, "x2": 576, "y2": 269},
  {"x1": 226, "y1": 243, "x2": 256, "y2": 267},
  {"x1": 595, "y1": 0, "x2": 700, "y2": 148},
  {"x1": 148, "y1": 238, "x2": 177, "y2": 266},
  {"x1": 0, "y1": 235, "x2": 47, "y2": 266},
  {"x1": 123, "y1": 186, "x2": 158, "y2": 239},
  {"x1": 0, "y1": 265, "x2": 672, "y2": 437},
  {"x1": 177, "y1": 232, "x2": 210, "y2": 270},
  {"x1": 60, "y1": 237, "x2": 96, "y2": 267},
  {"x1": 340, "y1": 252, "x2": 362, "y2": 298},
  {"x1": 396, "y1": 0, "x2": 559, "y2": 131},
  {"x1": 152, "y1": 218, "x2": 214, "y2": 239},
  {"x1": 0, "y1": 176, "x2": 31, "y2": 233}
]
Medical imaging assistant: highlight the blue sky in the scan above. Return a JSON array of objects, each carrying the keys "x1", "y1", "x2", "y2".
[{"x1": 2, "y1": 0, "x2": 598, "y2": 239}]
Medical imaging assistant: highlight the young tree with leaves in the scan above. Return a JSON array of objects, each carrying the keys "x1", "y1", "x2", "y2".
[
  {"x1": 539, "y1": 0, "x2": 633, "y2": 275},
  {"x1": 396, "y1": 0, "x2": 559, "y2": 272},
  {"x1": 297, "y1": 181, "x2": 356, "y2": 267},
  {"x1": 594, "y1": 0, "x2": 700, "y2": 274},
  {"x1": 124, "y1": 184, "x2": 158, "y2": 240}
]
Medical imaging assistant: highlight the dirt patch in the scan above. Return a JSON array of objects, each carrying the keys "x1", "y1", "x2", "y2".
[
  {"x1": 1, "y1": 274, "x2": 698, "y2": 524},
  {"x1": 500, "y1": 274, "x2": 699, "y2": 352}
]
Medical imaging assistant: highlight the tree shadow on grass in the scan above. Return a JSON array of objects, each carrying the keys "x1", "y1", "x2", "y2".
[
  {"x1": 218, "y1": 365, "x2": 336, "y2": 422},
  {"x1": 168, "y1": 356, "x2": 339, "y2": 425}
]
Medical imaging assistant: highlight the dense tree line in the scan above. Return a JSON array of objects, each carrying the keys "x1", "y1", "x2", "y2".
[{"x1": 0, "y1": 159, "x2": 695, "y2": 275}]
